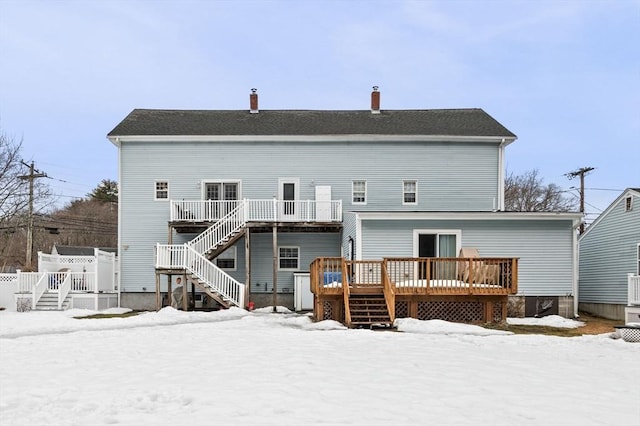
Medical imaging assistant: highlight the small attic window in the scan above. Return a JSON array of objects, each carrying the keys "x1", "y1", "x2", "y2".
[{"x1": 625, "y1": 196, "x2": 633, "y2": 212}]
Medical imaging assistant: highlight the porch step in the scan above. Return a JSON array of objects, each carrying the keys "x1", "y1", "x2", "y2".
[
  {"x1": 34, "y1": 292, "x2": 71, "y2": 311},
  {"x1": 348, "y1": 295, "x2": 391, "y2": 327}
]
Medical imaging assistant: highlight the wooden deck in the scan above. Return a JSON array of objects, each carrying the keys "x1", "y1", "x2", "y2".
[{"x1": 310, "y1": 257, "x2": 518, "y2": 327}]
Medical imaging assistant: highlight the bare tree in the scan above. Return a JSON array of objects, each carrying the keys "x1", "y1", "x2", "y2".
[
  {"x1": 0, "y1": 129, "x2": 54, "y2": 271},
  {"x1": 504, "y1": 169, "x2": 577, "y2": 212},
  {"x1": 0, "y1": 131, "x2": 28, "y2": 227}
]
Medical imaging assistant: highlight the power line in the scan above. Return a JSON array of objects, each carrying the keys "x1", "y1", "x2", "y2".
[
  {"x1": 17, "y1": 161, "x2": 48, "y2": 270},
  {"x1": 565, "y1": 167, "x2": 595, "y2": 235}
]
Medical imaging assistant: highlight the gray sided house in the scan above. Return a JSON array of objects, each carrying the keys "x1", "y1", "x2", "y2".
[
  {"x1": 579, "y1": 188, "x2": 640, "y2": 321},
  {"x1": 107, "y1": 89, "x2": 581, "y2": 316}
]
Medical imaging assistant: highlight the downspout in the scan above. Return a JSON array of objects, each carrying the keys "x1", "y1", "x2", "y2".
[
  {"x1": 117, "y1": 137, "x2": 122, "y2": 308},
  {"x1": 497, "y1": 138, "x2": 506, "y2": 211},
  {"x1": 573, "y1": 217, "x2": 582, "y2": 318},
  {"x1": 355, "y1": 213, "x2": 362, "y2": 261}
]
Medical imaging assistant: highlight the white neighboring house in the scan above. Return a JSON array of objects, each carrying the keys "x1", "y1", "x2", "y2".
[
  {"x1": 579, "y1": 188, "x2": 640, "y2": 322},
  {"x1": 0, "y1": 245, "x2": 119, "y2": 312}
]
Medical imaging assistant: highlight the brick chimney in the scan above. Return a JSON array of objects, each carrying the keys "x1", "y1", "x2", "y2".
[
  {"x1": 371, "y1": 86, "x2": 380, "y2": 114},
  {"x1": 250, "y1": 88, "x2": 258, "y2": 114}
]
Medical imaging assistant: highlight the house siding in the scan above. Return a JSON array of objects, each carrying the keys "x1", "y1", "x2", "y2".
[
  {"x1": 579, "y1": 192, "x2": 640, "y2": 304},
  {"x1": 247, "y1": 232, "x2": 341, "y2": 295},
  {"x1": 360, "y1": 218, "x2": 575, "y2": 296},
  {"x1": 342, "y1": 212, "x2": 358, "y2": 260},
  {"x1": 122, "y1": 140, "x2": 500, "y2": 211},
  {"x1": 119, "y1": 140, "x2": 499, "y2": 293}
]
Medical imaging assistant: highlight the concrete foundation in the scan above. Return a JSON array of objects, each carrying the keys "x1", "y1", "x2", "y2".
[
  {"x1": 248, "y1": 293, "x2": 294, "y2": 310},
  {"x1": 508, "y1": 295, "x2": 575, "y2": 318},
  {"x1": 120, "y1": 291, "x2": 295, "y2": 312},
  {"x1": 578, "y1": 302, "x2": 626, "y2": 321},
  {"x1": 120, "y1": 293, "x2": 158, "y2": 311}
]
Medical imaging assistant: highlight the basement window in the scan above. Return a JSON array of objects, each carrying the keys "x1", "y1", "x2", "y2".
[
  {"x1": 155, "y1": 180, "x2": 169, "y2": 200},
  {"x1": 278, "y1": 246, "x2": 300, "y2": 270},
  {"x1": 215, "y1": 246, "x2": 237, "y2": 271}
]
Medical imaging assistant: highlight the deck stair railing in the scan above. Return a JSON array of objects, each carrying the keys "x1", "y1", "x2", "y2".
[
  {"x1": 31, "y1": 271, "x2": 74, "y2": 310},
  {"x1": 185, "y1": 245, "x2": 245, "y2": 307},
  {"x1": 629, "y1": 274, "x2": 640, "y2": 306},
  {"x1": 161, "y1": 198, "x2": 342, "y2": 308},
  {"x1": 155, "y1": 244, "x2": 245, "y2": 308},
  {"x1": 188, "y1": 201, "x2": 247, "y2": 256}
]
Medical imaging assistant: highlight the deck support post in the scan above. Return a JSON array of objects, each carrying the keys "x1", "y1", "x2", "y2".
[
  {"x1": 408, "y1": 300, "x2": 418, "y2": 319},
  {"x1": 155, "y1": 272, "x2": 161, "y2": 311},
  {"x1": 167, "y1": 276, "x2": 172, "y2": 308},
  {"x1": 182, "y1": 276, "x2": 188, "y2": 311},
  {"x1": 272, "y1": 225, "x2": 278, "y2": 312},
  {"x1": 245, "y1": 229, "x2": 251, "y2": 309}
]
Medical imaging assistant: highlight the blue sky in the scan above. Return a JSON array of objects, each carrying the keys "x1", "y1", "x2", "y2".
[{"x1": 1, "y1": 0, "x2": 638, "y2": 223}]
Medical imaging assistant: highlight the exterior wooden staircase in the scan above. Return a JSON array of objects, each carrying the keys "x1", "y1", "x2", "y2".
[
  {"x1": 185, "y1": 273, "x2": 237, "y2": 309},
  {"x1": 348, "y1": 294, "x2": 392, "y2": 328}
]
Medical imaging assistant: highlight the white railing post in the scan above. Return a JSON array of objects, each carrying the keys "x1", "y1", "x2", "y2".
[
  {"x1": 94, "y1": 248, "x2": 99, "y2": 293},
  {"x1": 629, "y1": 273, "x2": 640, "y2": 306},
  {"x1": 273, "y1": 197, "x2": 278, "y2": 222}
]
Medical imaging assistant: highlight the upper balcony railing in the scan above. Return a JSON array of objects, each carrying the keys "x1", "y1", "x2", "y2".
[{"x1": 170, "y1": 199, "x2": 342, "y2": 223}]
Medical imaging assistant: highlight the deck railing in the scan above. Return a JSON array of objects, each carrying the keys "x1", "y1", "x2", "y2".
[
  {"x1": 629, "y1": 274, "x2": 640, "y2": 306},
  {"x1": 155, "y1": 244, "x2": 245, "y2": 307},
  {"x1": 170, "y1": 199, "x2": 342, "y2": 223},
  {"x1": 311, "y1": 257, "x2": 518, "y2": 297}
]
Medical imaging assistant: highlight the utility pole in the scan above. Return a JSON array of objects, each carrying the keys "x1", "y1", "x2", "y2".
[
  {"x1": 565, "y1": 166, "x2": 595, "y2": 235},
  {"x1": 18, "y1": 161, "x2": 47, "y2": 270}
]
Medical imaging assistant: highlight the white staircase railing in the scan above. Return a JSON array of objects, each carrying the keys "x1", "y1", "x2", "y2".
[
  {"x1": 185, "y1": 246, "x2": 245, "y2": 307},
  {"x1": 155, "y1": 243, "x2": 245, "y2": 307},
  {"x1": 58, "y1": 274, "x2": 72, "y2": 310},
  {"x1": 32, "y1": 274, "x2": 48, "y2": 310},
  {"x1": 159, "y1": 198, "x2": 343, "y2": 308},
  {"x1": 189, "y1": 201, "x2": 247, "y2": 256}
]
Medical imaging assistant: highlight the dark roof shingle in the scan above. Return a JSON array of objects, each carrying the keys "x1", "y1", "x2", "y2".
[{"x1": 108, "y1": 109, "x2": 516, "y2": 138}]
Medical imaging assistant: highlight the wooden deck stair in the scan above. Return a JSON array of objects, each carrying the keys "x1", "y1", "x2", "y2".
[
  {"x1": 348, "y1": 294, "x2": 392, "y2": 328},
  {"x1": 186, "y1": 274, "x2": 235, "y2": 309},
  {"x1": 204, "y1": 228, "x2": 245, "y2": 259}
]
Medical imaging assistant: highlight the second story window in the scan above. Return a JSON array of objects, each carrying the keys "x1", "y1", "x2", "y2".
[
  {"x1": 352, "y1": 180, "x2": 367, "y2": 204},
  {"x1": 625, "y1": 196, "x2": 633, "y2": 212},
  {"x1": 403, "y1": 180, "x2": 417, "y2": 205},
  {"x1": 155, "y1": 180, "x2": 168, "y2": 200}
]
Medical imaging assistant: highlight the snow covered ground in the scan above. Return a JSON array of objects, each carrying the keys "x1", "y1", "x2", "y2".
[{"x1": 1, "y1": 307, "x2": 638, "y2": 426}]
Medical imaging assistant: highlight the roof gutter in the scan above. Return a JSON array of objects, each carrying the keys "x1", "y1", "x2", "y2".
[{"x1": 105, "y1": 134, "x2": 517, "y2": 144}]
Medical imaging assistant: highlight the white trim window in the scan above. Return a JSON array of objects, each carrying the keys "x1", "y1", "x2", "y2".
[
  {"x1": 403, "y1": 180, "x2": 417, "y2": 205},
  {"x1": 278, "y1": 246, "x2": 300, "y2": 270},
  {"x1": 154, "y1": 180, "x2": 169, "y2": 200},
  {"x1": 625, "y1": 196, "x2": 633, "y2": 212},
  {"x1": 215, "y1": 246, "x2": 237, "y2": 271},
  {"x1": 352, "y1": 180, "x2": 367, "y2": 204}
]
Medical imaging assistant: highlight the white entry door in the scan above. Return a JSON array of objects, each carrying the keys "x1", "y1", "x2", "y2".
[{"x1": 315, "y1": 185, "x2": 332, "y2": 221}]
